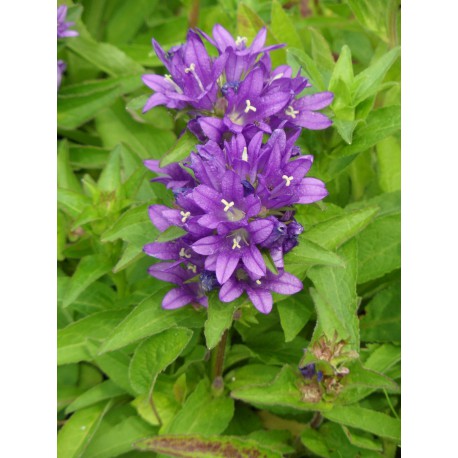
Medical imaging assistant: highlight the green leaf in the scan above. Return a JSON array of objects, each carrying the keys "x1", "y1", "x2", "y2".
[
  {"x1": 329, "y1": 45, "x2": 354, "y2": 91},
  {"x1": 270, "y1": 0, "x2": 302, "y2": 50},
  {"x1": 128, "y1": 328, "x2": 193, "y2": 395},
  {"x1": 277, "y1": 291, "x2": 314, "y2": 342},
  {"x1": 99, "y1": 295, "x2": 205, "y2": 354},
  {"x1": 58, "y1": 310, "x2": 130, "y2": 365},
  {"x1": 304, "y1": 206, "x2": 379, "y2": 250},
  {"x1": 352, "y1": 47, "x2": 401, "y2": 105},
  {"x1": 58, "y1": 75, "x2": 142, "y2": 130},
  {"x1": 97, "y1": 146, "x2": 122, "y2": 192},
  {"x1": 95, "y1": 100, "x2": 176, "y2": 160},
  {"x1": 156, "y1": 225, "x2": 188, "y2": 243},
  {"x1": 377, "y1": 136, "x2": 401, "y2": 192},
  {"x1": 310, "y1": 28, "x2": 335, "y2": 84},
  {"x1": 58, "y1": 140, "x2": 82, "y2": 193},
  {"x1": 287, "y1": 48, "x2": 325, "y2": 91},
  {"x1": 57, "y1": 401, "x2": 112, "y2": 458},
  {"x1": 67, "y1": 25, "x2": 143, "y2": 77},
  {"x1": 360, "y1": 281, "x2": 401, "y2": 342},
  {"x1": 323, "y1": 405, "x2": 401, "y2": 442},
  {"x1": 346, "y1": 0, "x2": 391, "y2": 42},
  {"x1": 231, "y1": 365, "x2": 332, "y2": 413},
  {"x1": 341, "y1": 425, "x2": 383, "y2": 452},
  {"x1": 63, "y1": 255, "x2": 114, "y2": 308},
  {"x1": 308, "y1": 239, "x2": 359, "y2": 350},
  {"x1": 94, "y1": 350, "x2": 135, "y2": 395},
  {"x1": 69, "y1": 145, "x2": 109, "y2": 170},
  {"x1": 160, "y1": 130, "x2": 197, "y2": 167},
  {"x1": 58, "y1": 189, "x2": 91, "y2": 219},
  {"x1": 105, "y1": 0, "x2": 159, "y2": 44},
  {"x1": 101, "y1": 203, "x2": 152, "y2": 242},
  {"x1": 338, "y1": 105, "x2": 401, "y2": 158},
  {"x1": 82, "y1": 416, "x2": 156, "y2": 458},
  {"x1": 204, "y1": 294, "x2": 240, "y2": 350},
  {"x1": 166, "y1": 379, "x2": 234, "y2": 435},
  {"x1": 66, "y1": 381, "x2": 126, "y2": 414},
  {"x1": 135, "y1": 434, "x2": 283, "y2": 458},
  {"x1": 285, "y1": 238, "x2": 345, "y2": 268},
  {"x1": 357, "y1": 213, "x2": 400, "y2": 283}
]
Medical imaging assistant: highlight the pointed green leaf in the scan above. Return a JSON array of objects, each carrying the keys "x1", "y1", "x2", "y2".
[
  {"x1": 66, "y1": 381, "x2": 126, "y2": 414},
  {"x1": 277, "y1": 291, "x2": 314, "y2": 342},
  {"x1": 308, "y1": 240, "x2": 359, "y2": 350},
  {"x1": 156, "y1": 225, "x2": 187, "y2": 243},
  {"x1": 58, "y1": 310, "x2": 130, "y2": 365},
  {"x1": 323, "y1": 405, "x2": 401, "y2": 442},
  {"x1": 160, "y1": 130, "x2": 197, "y2": 167},
  {"x1": 99, "y1": 294, "x2": 205, "y2": 354},
  {"x1": 304, "y1": 206, "x2": 379, "y2": 250},
  {"x1": 205, "y1": 294, "x2": 241, "y2": 350},
  {"x1": 58, "y1": 140, "x2": 82, "y2": 193},
  {"x1": 271, "y1": 0, "x2": 302, "y2": 50},
  {"x1": 352, "y1": 47, "x2": 400, "y2": 105},
  {"x1": 63, "y1": 255, "x2": 114, "y2": 308},
  {"x1": 57, "y1": 401, "x2": 112, "y2": 458},
  {"x1": 128, "y1": 328, "x2": 193, "y2": 395},
  {"x1": 287, "y1": 48, "x2": 325, "y2": 91}
]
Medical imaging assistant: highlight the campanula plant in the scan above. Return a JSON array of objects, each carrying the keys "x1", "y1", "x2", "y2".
[{"x1": 57, "y1": 2, "x2": 401, "y2": 456}]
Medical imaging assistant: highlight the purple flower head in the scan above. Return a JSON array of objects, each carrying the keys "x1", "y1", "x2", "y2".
[
  {"x1": 57, "y1": 60, "x2": 66, "y2": 90},
  {"x1": 57, "y1": 6, "x2": 78, "y2": 39}
]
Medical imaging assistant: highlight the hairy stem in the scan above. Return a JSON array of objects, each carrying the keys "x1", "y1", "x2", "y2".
[{"x1": 310, "y1": 412, "x2": 323, "y2": 429}]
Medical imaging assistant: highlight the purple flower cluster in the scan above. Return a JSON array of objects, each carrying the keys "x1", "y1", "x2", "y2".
[
  {"x1": 57, "y1": 6, "x2": 78, "y2": 90},
  {"x1": 143, "y1": 25, "x2": 333, "y2": 314}
]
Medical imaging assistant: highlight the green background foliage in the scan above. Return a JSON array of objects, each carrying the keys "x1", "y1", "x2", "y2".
[{"x1": 57, "y1": 0, "x2": 401, "y2": 456}]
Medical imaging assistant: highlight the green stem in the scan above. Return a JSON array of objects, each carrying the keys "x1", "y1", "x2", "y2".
[
  {"x1": 148, "y1": 376, "x2": 162, "y2": 427},
  {"x1": 211, "y1": 330, "x2": 229, "y2": 393},
  {"x1": 310, "y1": 412, "x2": 323, "y2": 429}
]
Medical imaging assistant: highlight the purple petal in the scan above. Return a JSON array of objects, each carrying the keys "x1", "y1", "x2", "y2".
[
  {"x1": 248, "y1": 219, "x2": 275, "y2": 244},
  {"x1": 297, "y1": 177, "x2": 328, "y2": 204},
  {"x1": 246, "y1": 287, "x2": 273, "y2": 314},
  {"x1": 191, "y1": 185, "x2": 222, "y2": 212},
  {"x1": 216, "y1": 250, "x2": 240, "y2": 284},
  {"x1": 148, "y1": 262, "x2": 188, "y2": 285},
  {"x1": 267, "y1": 272, "x2": 303, "y2": 295},
  {"x1": 242, "y1": 245, "x2": 266, "y2": 278},
  {"x1": 197, "y1": 117, "x2": 225, "y2": 143},
  {"x1": 162, "y1": 287, "x2": 193, "y2": 309},
  {"x1": 219, "y1": 277, "x2": 244, "y2": 303},
  {"x1": 192, "y1": 236, "x2": 222, "y2": 255},
  {"x1": 212, "y1": 24, "x2": 236, "y2": 51},
  {"x1": 295, "y1": 111, "x2": 332, "y2": 130},
  {"x1": 148, "y1": 205, "x2": 173, "y2": 231},
  {"x1": 295, "y1": 92, "x2": 334, "y2": 111},
  {"x1": 143, "y1": 241, "x2": 179, "y2": 260},
  {"x1": 222, "y1": 170, "x2": 244, "y2": 202}
]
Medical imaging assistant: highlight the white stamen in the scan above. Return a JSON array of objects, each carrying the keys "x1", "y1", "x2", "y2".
[
  {"x1": 184, "y1": 63, "x2": 196, "y2": 73},
  {"x1": 221, "y1": 199, "x2": 235, "y2": 212},
  {"x1": 164, "y1": 74, "x2": 183, "y2": 94},
  {"x1": 282, "y1": 175, "x2": 294, "y2": 187},
  {"x1": 235, "y1": 36, "x2": 247, "y2": 46},
  {"x1": 244, "y1": 100, "x2": 257, "y2": 114},
  {"x1": 285, "y1": 105, "x2": 299, "y2": 119},
  {"x1": 271, "y1": 72, "x2": 284, "y2": 82},
  {"x1": 180, "y1": 211, "x2": 191, "y2": 223},
  {"x1": 256, "y1": 280, "x2": 262, "y2": 285},
  {"x1": 232, "y1": 236, "x2": 242, "y2": 250},
  {"x1": 241, "y1": 146, "x2": 248, "y2": 162},
  {"x1": 187, "y1": 264, "x2": 197, "y2": 273},
  {"x1": 179, "y1": 248, "x2": 191, "y2": 259}
]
